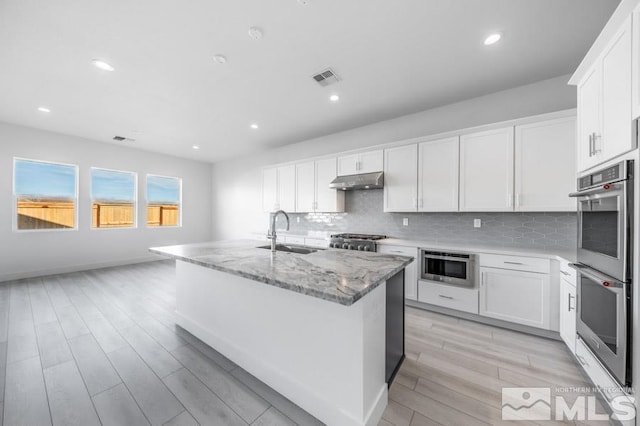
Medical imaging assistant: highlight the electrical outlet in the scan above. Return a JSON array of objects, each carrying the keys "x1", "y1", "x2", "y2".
[
  {"x1": 474, "y1": 218, "x2": 481, "y2": 228},
  {"x1": 403, "y1": 217, "x2": 409, "y2": 226},
  {"x1": 297, "y1": 217, "x2": 300, "y2": 223}
]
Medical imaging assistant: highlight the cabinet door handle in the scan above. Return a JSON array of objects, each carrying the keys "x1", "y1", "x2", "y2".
[
  {"x1": 419, "y1": 198, "x2": 424, "y2": 208},
  {"x1": 438, "y1": 295, "x2": 454, "y2": 300},
  {"x1": 561, "y1": 270, "x2": 570, "y2": 276},
  {"x1": 568, "y1": 293, "x2": 575, "y2": 312},
  {"x1": 507, "y1": 193, "x2": 513, "y2": 207},
  {"x1": 593, "y1": 133, "x2": 601, "y2": 155},
  {"x1": 412, "y1": 197, "x2": 417, "y2": 208},
  {"x1": 504, "y1": 261, "x2": 524, "y2": 265},
  {"x1": 588, "y1": 133, "x2": 594, "y2": 157}
]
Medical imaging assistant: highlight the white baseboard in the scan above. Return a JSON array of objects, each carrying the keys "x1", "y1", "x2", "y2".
[{"x1": 0, "y1": 255, "x2": 163, "y2": 282}]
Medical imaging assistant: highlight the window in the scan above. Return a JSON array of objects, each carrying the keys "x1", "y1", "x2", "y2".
[
  {"x1": 91, "y1": 168, "x2": 137, "y2": 229},
  {"x1": 14, "y1": 158, "x2": 78, "y2": 231},
  {"x1": 147, "y1": 174, "x2": 181, "y2": 227}
]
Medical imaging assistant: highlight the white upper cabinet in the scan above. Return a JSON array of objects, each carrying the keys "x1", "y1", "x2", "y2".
[
  {"x1": 577, "y1": 16, "x2": 634, "y2": 172},
  {"x1": 277, "y1": 165, "x2": 296, "y2": 212},
  {"x1": 418, "y1": 137, "x2": 459, "y2": 212},
  {"x1": 601, "y1": 17, "x2": 634, "y2": 161},
  {"x1": 514, "y1": 116, "x2": 577, "y2": 211},
  {"x1": 459, "y1": 127, "x2": 514, "y2": 211},
  {"x1": 384, "y1": 144, "x2": 418, "y2": 212},
  {"x1": 295, "y1": 161, "x2": 316, "y2": 213},
  {"x1": 633, "y1": 3, "x2": 640, "y2": 119},
  {"x1": 315, "y1": 158, "x2": 345, "y2": 213},
  {"x1": 337, "y1": 150, "x2": 383, "y2": 176},
  {"x1": 262, "y1": 167, "x2": 278, "y2": 212},
  {"x1": 295, "y1": 158, "x2": 344, "y2": 213}
]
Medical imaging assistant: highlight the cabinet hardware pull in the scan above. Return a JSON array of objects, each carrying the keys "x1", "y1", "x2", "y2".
[
  {"x1": 561, "y1": 270, "x2": 570, "y2": 276},
  {"x1": 503, "y1": 261, "x2": 524, "y2": 265},
  {"x1": 438, "y1": 295, "x2": 454, "y2": 300},
  {"x1": 576, "y1": 354, "x2": 589, "y2": 367},
  {"x1": 568, "y1": 293, "x2": 575, "y2": 312},
  {"x1": 593, "y1": 133, "x2": 601, "y2": 154},
  {"x1": 588, "y1": 133, "x2": 594, "y2": 157}
]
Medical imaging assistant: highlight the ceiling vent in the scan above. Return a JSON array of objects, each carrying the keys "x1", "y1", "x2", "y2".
[
  {"x1": 113, "y1": 136, "x2": 135, "y2": 142},
  {"x1": 312, "y1": 68, "x2": 339, "y2": 87}
]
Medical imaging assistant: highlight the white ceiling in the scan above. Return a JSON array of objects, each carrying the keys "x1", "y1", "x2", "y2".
[{"x1": 0, "y1": 0, "x2": 619, "y2": 163}]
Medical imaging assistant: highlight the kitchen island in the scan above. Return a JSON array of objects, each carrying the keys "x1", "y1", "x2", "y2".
[{"x1": 150, "y1": 240, "x2": 412, "y2": 426}]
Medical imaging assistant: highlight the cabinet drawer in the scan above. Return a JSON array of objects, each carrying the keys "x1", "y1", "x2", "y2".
[
  {"x1": 559, "y1": 259, "x2": 577, "y2": 284},
  {"x1": 575, "y1": 338, "x2": 631, "y2": 403},
  {"x1": 418, "y1": 280, "x2": 478, "y2": 314},
  {"x1": 479, "y1": 253, "x2": 550, "y2": 273}
]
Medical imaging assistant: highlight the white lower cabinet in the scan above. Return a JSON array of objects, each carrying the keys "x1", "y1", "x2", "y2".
[
  {"x1": 377, "y1": 245, "x2": 418, "y2": 300},
  {"x1": 559, "y1": 277, "x2": 577, "y2": 354},
  {"x1": 479, "y1": 267, "x2": 551, "y2": 329},
  {"x1": 417, "y1": 280, "x2": 479, "y2": 314}
]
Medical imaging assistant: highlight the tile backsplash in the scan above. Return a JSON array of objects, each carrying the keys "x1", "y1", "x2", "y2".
[{"x1": 286, "y1": 189, "x2": 577, "y2": 250}]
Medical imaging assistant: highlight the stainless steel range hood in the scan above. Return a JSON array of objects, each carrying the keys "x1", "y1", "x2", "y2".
[{"x1": 329, "y1": 172, "x2": 384, "y2": 190}]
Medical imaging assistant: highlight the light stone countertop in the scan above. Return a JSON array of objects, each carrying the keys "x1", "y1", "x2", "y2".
[
  {"x1": 378, "y1": 238, "x2": 577, "y2": 263},
  {"x1": 150, "y1": 240, "x2": 413, "y2": 306}
]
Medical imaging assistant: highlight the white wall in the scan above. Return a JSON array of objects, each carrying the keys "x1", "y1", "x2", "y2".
[
  {"x1": 0, "y1": 122, "x2": 212, "y2": 281},
  {"x1": 211, "y1": 74, "x2": 577, "y2": 240}
]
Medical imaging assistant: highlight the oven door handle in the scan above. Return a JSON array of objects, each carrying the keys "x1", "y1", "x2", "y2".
[
  {"x1": 423, "y1": 254, "x2": 472, "y2": 263},
  {"x1": 569, "y1": 182, "x2": 624, "y2": 198},
  {"x1": 569, "y1": 263, "x2": 625, "y2": 288}
]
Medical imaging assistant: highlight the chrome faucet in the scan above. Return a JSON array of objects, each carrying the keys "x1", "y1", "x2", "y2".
[{"x1": 267, "y1": 210, "x2": 290, "y2": 252}]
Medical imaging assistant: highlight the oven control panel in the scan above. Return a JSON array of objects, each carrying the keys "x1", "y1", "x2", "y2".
[{"x1": 578, "y1": 161, "x2": 628, "y2": 190}]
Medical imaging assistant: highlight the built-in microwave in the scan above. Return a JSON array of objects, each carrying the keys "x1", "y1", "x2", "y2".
[{"x1": 420, "y1": 250, "x2": 476, "y2": 288}]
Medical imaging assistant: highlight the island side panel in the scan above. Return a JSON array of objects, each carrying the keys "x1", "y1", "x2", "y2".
[{"x1": 174, "y1": 260, "x2": 388, "y2": 426}]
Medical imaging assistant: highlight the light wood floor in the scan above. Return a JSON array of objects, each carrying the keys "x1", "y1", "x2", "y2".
[
  {"x1": 0, "y1": 260, "x2": 611, "y2": 425},
  {"x1": 381, "y1": 307, "x2": 613, "y2": 426}
]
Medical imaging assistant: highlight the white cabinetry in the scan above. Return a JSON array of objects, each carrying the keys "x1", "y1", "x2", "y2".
[
  {"x1": 418, "y1": 280, "x2": 479, "y2": 314},
  {"x1": 418, "y1": 137, "x2": 459, "y2": 211},
  {"x1": 337, "y1": 150, "x2": 383, "y2": 176},
  {"x1": 378, "y1": 245, "x2": 418, "y2": 301},
  {"x1": 460, "y1": 127, "x2": 514, "y2": 211},
  {"x1": 479, "y1": 254, "x2": 552, "y2": 330},
  {"x1": 514, "y1": 117, "x2": 576, "y2": 211},
  {"x1": 633, "y1": 3, "x2": 640, "y2": 119},
  {"x1": 295, "y1": 158, "x2": 345, "y2": 213},
  {"x1": 559, "y1": 261, "x2": 577, "y2": 354},
  {"x1": 577, "y1": 17, "x2": 634, "y2": 172},
  {"x1": 383, "y1": 144, "x2": 418, "y2": 212},
  {"x1": 262, "y1": 165, "x2": 295, "y2": 212}
]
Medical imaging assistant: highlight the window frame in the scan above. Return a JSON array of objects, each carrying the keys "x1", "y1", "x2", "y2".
[
  {"x1": 146, "y1": 173, "x2": 183, "y2": 228},
  {"x1": 90, "y1": 167, "x2": 138, "y2": 231},
  {"x1": 13, "y1": 157, "x2": 79, "y2": 233}
]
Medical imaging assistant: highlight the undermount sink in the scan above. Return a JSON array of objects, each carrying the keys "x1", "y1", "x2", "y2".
[{"x1": 257, "y1": 244, "x2": 321, "y2": 255}]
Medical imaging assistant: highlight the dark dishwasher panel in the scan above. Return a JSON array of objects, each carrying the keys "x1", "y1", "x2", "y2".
[{"x1": 386, "y1": 269, "x2": 405, "y2": 385}]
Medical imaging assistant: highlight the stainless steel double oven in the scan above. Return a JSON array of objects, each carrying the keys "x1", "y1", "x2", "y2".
[{"x1": 569, "y1": 160, "x2": 634, "y2": 386}]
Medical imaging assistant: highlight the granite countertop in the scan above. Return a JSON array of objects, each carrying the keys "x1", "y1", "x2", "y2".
[
  {"x1": 378, "y1": 238, "x2": 577, "y2": 263},
  {"x1": 150, "y1": 240, "x2": 413, "y2": 306}
]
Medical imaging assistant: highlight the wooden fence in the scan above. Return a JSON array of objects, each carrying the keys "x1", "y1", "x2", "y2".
[
  {"x1": 92, "y1": 203, "x2": 135, "y2": 228},
  {"x1": 147, "y1": 204, "x2": 179, "y2": 227},
  {"x1": 16, "y1": 200, "x2": 179, "y2": 229},
  {"x1": 17, "y1": 201, "x2": 75, "y2": 229}
]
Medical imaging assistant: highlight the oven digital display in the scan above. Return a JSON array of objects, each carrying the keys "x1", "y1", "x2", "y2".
[{"x1": 593, "y1": 174, "x2": 603, "y2": 184}]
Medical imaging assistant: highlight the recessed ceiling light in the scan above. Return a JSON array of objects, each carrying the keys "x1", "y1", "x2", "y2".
[
  {"x1": 484, "y1": 33, "x2": 502, "y2": 46},
  {"x1": 297, "y1": 0, "x2": 311, "y2": 5},
  {"x1": 92, "y1": 59, "x2": 115, "y2": 71},
  {"x1": 248, "y1": 27, "x2": 263, "y2": 40},
  {"x1": 250, "y1": 123, "x2": 259, "y2": 129},
  {"x1": 37, "y1": 106, "x2": 51, "y2": 113},
  {"x1": 329, "y1": 94, "x2": 340, "y2": 102},
  {"x1": 192, "y1": 145, "x2": 200, "y2": 150},
  {"x1": 213, "y1": 55, "x2": 227, "y2": 64}
]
